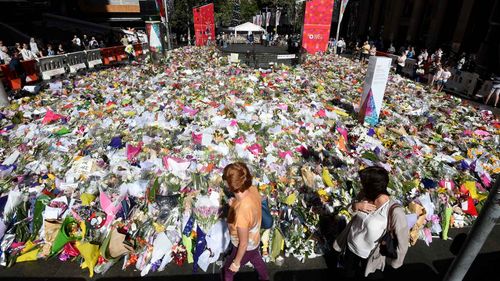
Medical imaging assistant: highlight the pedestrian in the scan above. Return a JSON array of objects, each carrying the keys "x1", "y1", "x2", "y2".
[
  {"x1": 72, "y1": 35, "x2": 82, "y2": 51},
  {"x1": 125, "y1": 43, "x2": 135, "y2": 63},
  {"x1": 420, "y1": 48, "x2": 429, "y2": 62},
  {"x1": 361, "y1": 41, "x2": 370, "y2": 63},
  {"x1": 9, "y1": 50, "x2": 26, "y2": 87},
  {"x1": 437, "y1": 66, "x2": 451, "y2": 92},
  {"x1": 337, "y1": 38, "x2": 346, "y2": 55},
  {"x1": 414, "y1": 55, "x2": 425, "y2": 82},
  {"x1": 120, "y1": 34, "x2": 129, "y2": 46},
  {"x1": 387, "y1": 43, "x2": 395, "y2": 54},
  {"x1": 369, "y1": 45, "x2": 377, "y2": 57},
  {"x1": 47, "y1": 44, "x2": 55, "y2": 56},
  {"x1": 333, "y1": 166, "x2": 409, "y2": 280},
  {"x1": 261, "y1": 32, "x2": 266, "y2": 46},
  {"x1": 407, "y1": 46, "x2": 415, "y2": 59},
  {"x1": 484, "y1": 76, "x2": 500, "y2": 107},
  {"x1": 396, "y1": 50, "x2": 407, "y2": 75},
  {"x1": 82, "y1": 35, "x2": 90, "y2": 50},
  {"x1": 57, "y1": 44, "x2": 65, "y2": 55},
  {"x1": 221, "y1": 162, "x2": 269, "y2": 281},
  {"x1": 89, "y1": 37, "x2": 99, "y2": 49},
  {"x1": 20, "y1": 43, "x2": 37, "y2": 60},
  {"x1": 222, "y1": 32, "x2": 228, "y2": 48},
  {"x1": 456, "y1": 53, "x2": 466, "y2": 74},
  {"x1": 0, "y1": 45, "x2": 11, "y2": 64},
  {"x1": 29, "y1": 37, "x2": 40, "y2": 57},
  {"x1": 433, "y1": 64, "x2": 444, "y2": 91}
]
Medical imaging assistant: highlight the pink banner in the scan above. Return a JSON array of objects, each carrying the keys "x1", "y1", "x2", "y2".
[{"x1": 302, "y1": 0, "x2": 335, "y2": 54}]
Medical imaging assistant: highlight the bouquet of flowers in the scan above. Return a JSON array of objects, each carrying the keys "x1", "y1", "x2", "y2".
[{"x1": 192, "y1": 192, "x2": 220, "y2": 233}]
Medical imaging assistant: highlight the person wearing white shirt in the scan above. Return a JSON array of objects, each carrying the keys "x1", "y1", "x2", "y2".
[
  {"x1": 72, "y1": 35, "x2": 82, "y2": 51},
  {"x1": 20, "y1": 43, "x2": 37, "y2": 60},
  {"x1": 333, "y1": 166, "x2": 409, "y2": 279},
  {"x1": 437, "y1": 67, "x2": 452, "y2": 92},
  {"x1": 387, "y1": 43, "x2": 395, "y2": 54},
  {"x1": 337, "y1": 38, "x2": 346, "y2": 54},
  {"x1": 0, "y1": 46, "x2": 11, "y2": 64},
  {"x1": 29, "y1": 38, "x2": 40, "y2": 56}
]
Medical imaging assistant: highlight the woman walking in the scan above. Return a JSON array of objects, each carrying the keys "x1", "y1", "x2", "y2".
[{"x1": 222, "y1": 162, "x2": 269, "y2": 281}]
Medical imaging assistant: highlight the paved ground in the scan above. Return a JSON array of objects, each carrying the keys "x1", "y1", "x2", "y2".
[{"x1": 0, "y1": 225, "x2": 498, "y2": 281}]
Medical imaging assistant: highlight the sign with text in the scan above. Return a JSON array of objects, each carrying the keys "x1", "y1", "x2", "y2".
[
  {"x1": 277, "y1": 54, "x2": 296, "y2": 59},
  {"x1": 359, "y1": 56, "x2": 392, "y2": 126},
  {"x1": 302, "y1": 0, "x2": 335, "y2": 54},
  {"x1": 193, "y1": 3, "x2": 215, "y2": 46}
]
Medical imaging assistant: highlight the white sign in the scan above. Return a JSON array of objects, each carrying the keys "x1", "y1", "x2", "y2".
[
  {"x1": 359, "y1": 56, "x2": 392, "y2": 125},
  {"x1": 277, "y1": 54, "x2": 296, "y2": 60}
]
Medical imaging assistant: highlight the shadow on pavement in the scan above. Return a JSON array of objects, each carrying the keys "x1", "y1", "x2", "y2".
[{"x1": 433, "y1": 251, "x2": 500, "y2": 281}]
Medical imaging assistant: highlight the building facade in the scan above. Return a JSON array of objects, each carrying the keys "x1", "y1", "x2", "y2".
[{"x1": 340, "y1": 0, "x2": 499, "y2": 74}]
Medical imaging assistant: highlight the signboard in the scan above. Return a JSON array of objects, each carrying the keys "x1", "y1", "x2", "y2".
[
  {"x1": 145, "y1": 20, "x2": 162, "y2": 53},
  {"x1": 277, "y1": 54, "x2": 296, "y2": 59},
  {"x1": 302, "y1": 0, "x2": 335, "y2": 54},
  {"x1": 358, "y1": 56, "x2": 392, "y2": 126},
  {"x1": 193, "y1": 3, "x2": 215, "y2": 46}
]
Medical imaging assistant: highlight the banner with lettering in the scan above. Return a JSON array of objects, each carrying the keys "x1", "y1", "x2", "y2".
[
  {"x1": 193, "y1": 3, "x2": 215, "y2": 46},
  {"x1": 145, "y1": 21, "x2": 163, "y2": 53},
  {"x1": 302, "y1": 0, "x2": 335, "y2": 54}
]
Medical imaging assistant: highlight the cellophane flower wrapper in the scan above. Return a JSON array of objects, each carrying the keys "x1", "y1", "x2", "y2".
[{"x1": 0, "y1": 46, "x2": 498, "y2": 276}]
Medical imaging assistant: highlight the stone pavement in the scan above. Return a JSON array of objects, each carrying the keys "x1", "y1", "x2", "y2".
[{"x1": 0, "y1": 224, "x2": 498, "y2": 281}]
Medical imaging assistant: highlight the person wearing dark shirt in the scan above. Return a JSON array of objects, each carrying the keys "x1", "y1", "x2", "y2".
[{"x1": 9, "y1": 50, "x2": 26, "y2": 87}]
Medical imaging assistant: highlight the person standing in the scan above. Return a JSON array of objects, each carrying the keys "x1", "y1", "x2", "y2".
[
  {"x1": 124, "y1": 43, "x2": 135, "y2": 63},
  {"x1": 9, "y1": 50, "x2": 26, "y2": 87},
  {"x1": 0, "y1": 46, "x2": 11, "y2": 64},
  {"x1": 57, "y1": 44, "x2": 65, "y2": 55},
  {"x1": 261, "y1": 32, "x2": 266, "y2": 46},
  {"x1": 414, "y1": 55, "x2": 425, "y2": 82},
  {"x1": 337, "y1": 38, "x2": 346, "y2": 55},
  {"x1": 89, "y1": 37, "x2": 99, "y2": 49},
  {"x1": 47, "y1": 44, "x2": 55, "y2": 56},
  {"x1": 437, "y1": 66, "x2": 452, "y2": 92},
  {"x1": 387, "y1": 43, "x2": 396, "y2": 54},
  {"x1": 396, "y1": 50, "x2": 407, "y2": 75},
  {"x1": 222, "y1": 162, "x2": 269, "y2": 281},
  {"x1": 20, "y1": 43, "x2": 37, "y2": 60},
  {"x1": 420, "y1": 48, "x2": 429, "y2": 62},
  {"x1": 361, "y1": 41, "x2": 370, "y2": 63},
  {"x1": 120, "y1": 34, "x2": 129, "y2": 46},
  {"x1": 72, "y1": 35, "x2": 82, "y2": 51},
  {"x1": 369, "y1": 45, "x2": 377, "y2": 57},
  {"x1": 82, "y1": 35, "x2": 90, "y2": 50},
  {"x1": 29, "y1": 37, "x2": 40, "y2": 57},
  {"x1": 407, "y1": 46, "x2": 415, "y2": 59},
  {"x1": 432, "y1": 64, "x2": 444, "y2": 91},
  {"x1": 333, "y1": 166, "x2": 409, "y2": 280}
]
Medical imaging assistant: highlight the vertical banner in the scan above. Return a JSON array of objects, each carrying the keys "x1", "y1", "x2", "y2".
[
  {"x1": 253, "y1": 16, "x2": 257, "y2": 25},
  {"x1": 193, "y1": 3, "x2": 215, "y2": 46},
  {"x1": 266, "y1": 11, "x2": 271, "y2": 27},
  {"x1": 335, "y1": 0, "x2": 349, "y2": 47},
  {"x1": 145, "y1": 21, "x2": 163, "y2": 53},
  {"x1": 275, "y1": 9, "x2": 281, "y2": 27},
  {"x1": 302, "y1": 0, "x2": 335, "y2": 54},
  {"x1": 358, "y1": 56, "x2": 392, "y2": 125}
]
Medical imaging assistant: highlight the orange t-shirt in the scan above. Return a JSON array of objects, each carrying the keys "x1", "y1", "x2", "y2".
[{"x1": 227, "y1": 186, "x2": 262, "y2": 250}]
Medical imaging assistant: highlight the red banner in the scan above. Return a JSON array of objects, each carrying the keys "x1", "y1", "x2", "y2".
[
  {"x1": 193, "y1": 3, "x2": 215, "y2": 46},
  {"x1": 302, "y1": 0, "x2": 335, "y2": 54}
]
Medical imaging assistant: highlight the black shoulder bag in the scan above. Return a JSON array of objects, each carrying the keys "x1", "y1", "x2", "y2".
[{"x1": 379, "y1": 203, "x2": 400, "y2": 259}]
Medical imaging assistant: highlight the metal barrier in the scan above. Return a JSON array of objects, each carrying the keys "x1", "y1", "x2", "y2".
[
  {"x1": 114, "y1": 46, "x2": 127, "y2": 62},
  {"x1": 100, "y1": 47, "x2": 117, "y2": 65},
  {"x1": 133, "y1": 44, "x2": 143, "y2": 57},
  {"x1": 66, "y1": 51, "x2": 87, "y2": 74},
  {"x1": 0, "y1": 64, "x2": 22, "y2": 90},
  {"x1": 37, "y1": 55, "x2": 66, "y2": 80},
  {"x1": 85, "y1": 49, "x2": 103, "y2": 68},
  {"x1": 403, "y1": 58, "x2": 416, "y2": 77},
  {"x1": 21, "y1": 60, "x2": 39, "y2": 83},
  {"x1": 475, "y1": 80, "x2": 493, "y2": 98},
  {"x1": 444, "y1": 70, "x2": 479, "y2": 97}
]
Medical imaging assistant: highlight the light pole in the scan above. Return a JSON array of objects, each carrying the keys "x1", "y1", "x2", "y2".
[
  {"x1": 0, "y1": 80, "x2": 9, "y2": 106},
  {"x1": 163, "y1": 0, "x2": 172, "y2": 50}
]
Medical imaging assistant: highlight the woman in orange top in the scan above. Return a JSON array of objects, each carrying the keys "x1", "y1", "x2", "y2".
[{"x1": 222, "y1": 162, "x2": 269, "y2": 281}]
